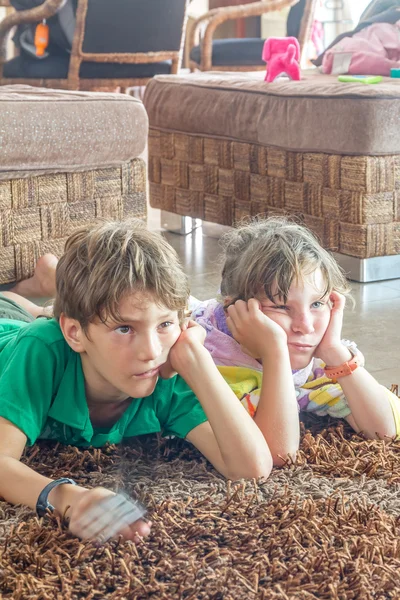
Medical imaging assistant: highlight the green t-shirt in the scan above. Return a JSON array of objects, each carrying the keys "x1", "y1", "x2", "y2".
[{"x1": 0, "y1": 318, "x2": 208, "y2": 447}]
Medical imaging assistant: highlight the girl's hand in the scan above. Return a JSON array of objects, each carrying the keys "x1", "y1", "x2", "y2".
[
  {"x1": 226, "y1": 299, "x2": 287, "y2": 361},
  {"x1": 315, "y1": 291, "x2": 349, "y2": 365},
  {"x1": 67, "y1": 487, "x2": 151, "y2": 542}
]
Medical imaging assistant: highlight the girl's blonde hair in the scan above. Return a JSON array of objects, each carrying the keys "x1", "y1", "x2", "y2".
[
  {"x1": 220, "y1": 217, "x2": 351, "y2": 304},
  {"x1": 53, "y1": 219, "x2": 189, "y2": 329}
]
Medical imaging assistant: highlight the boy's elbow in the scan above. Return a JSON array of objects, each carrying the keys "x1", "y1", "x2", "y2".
[
  {"x1": 250, "y1": 458, "x2": 273, "y2": 480},
  {"x1": 226, "y1": 452, "x2": 273, "y2": 481},
  {"x1": 271, "y1": 443, "x2": 299, "y2": 468}
]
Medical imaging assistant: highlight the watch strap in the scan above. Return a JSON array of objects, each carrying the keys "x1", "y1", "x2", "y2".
[
  {"x1": 324, "y1": 353, "x2": 362, "y2": 383},
  {"x1": 36, "y1": 478, "x2": 77, "y2": 517}
]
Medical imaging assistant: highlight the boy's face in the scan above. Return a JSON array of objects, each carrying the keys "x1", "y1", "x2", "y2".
[
  {"x1": 77, "y1": 292, "x2": 182, "y2": 402},
  {"x1": 258, "y1": 268, "x2": 332, "y2": 370}
]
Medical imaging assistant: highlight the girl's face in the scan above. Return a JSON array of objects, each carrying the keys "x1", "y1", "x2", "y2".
[{"x1": 258, "y1": 268, "x2": 332, "y2": 370}]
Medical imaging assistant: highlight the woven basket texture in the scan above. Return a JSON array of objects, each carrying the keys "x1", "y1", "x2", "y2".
[
  {"x1": 148, "y1": 129, "x2": 400, "y2": 259},
  {"x1": 0, "y1": 158, "x2": 147, "y2": 285}
]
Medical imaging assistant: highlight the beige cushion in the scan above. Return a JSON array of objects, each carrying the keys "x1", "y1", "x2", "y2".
[
  {"x1": 144, "y1": 71, "x2": 400, "y2": 156},
  {"x1": 0, "y1": 85, "x2": 148, "y2": 180}
]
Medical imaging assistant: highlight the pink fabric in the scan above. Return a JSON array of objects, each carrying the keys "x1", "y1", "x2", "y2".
[
  {"x1": 311, "y1": 20, "x2": 324, "y2": 56},
  {"x1": 322, "y1": 22, "x2": 400, "y2": 76}
]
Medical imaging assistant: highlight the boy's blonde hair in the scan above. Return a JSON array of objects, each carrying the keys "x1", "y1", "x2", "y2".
[
  {"x1": 53, "y1": 219, "x2": 189, "y2": 328},
  {"x1": 220, "y1": 217, "x2": 351, "y2": 304}
]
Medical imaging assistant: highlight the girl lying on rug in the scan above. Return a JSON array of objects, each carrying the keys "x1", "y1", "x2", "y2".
[
  {"x1": 0, "y1": 219, "x2": 272, "y2": 543},
  {"x1": 191, "y1": 217, "x2": 400, "y2": 465}
]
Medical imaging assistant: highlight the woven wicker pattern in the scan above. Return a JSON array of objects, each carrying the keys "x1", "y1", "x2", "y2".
[
  {"x1": 149, "y1": 129, "x2": 400, "y2": 259},
  {"x1": 0, "y1": 158, "x2": 146, "y2": 284}
]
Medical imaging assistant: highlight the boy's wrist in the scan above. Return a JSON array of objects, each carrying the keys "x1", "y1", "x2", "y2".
[
  {"x1": 173, "y1": 344, "x2": 215, "y2": 385},
  {"x1": 48, "y1": 481, "x2": 88, "y2": 516},
  {"x1": 36, "y1": 478, "x2": 77, "y2": 517}
]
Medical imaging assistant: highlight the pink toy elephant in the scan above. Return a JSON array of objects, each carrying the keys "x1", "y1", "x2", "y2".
[{"x1": 262, "y1": 37, "x2": 301, "y2": 83}]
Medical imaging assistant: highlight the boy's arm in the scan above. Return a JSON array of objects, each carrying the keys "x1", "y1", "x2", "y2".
[
  {"x1": 0, "y1": 417, "x2": 85, "y2": 513},
  {"x1": 0, "y1": 334, "x2": 149, "y2": 542},
  {"x1": 170, "y1": 322, "x2": 273, "y2": 480},
  {"x1": 0, "y1": 418, "x2": 150, "y2": 541}
]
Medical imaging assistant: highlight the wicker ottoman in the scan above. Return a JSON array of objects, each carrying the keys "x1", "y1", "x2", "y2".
[
  {"x1": 0, "y1": 85, "x2": 148, "y2": 285},
  {"x1": 144, "y1": 72, "x2": 400, "y2": 282}
]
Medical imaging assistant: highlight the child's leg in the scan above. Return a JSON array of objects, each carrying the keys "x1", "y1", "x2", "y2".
[
  {"x1": 0, "y1": 292, "x2": 47, "y2": 319},
  {"x1": 9, "y1": 254, "x2": 58, "y2": 299}
]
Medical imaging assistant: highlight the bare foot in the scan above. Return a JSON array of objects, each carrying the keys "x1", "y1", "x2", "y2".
[{"x1": 10, "y1": 254, "x2": 58, "y2": 299}]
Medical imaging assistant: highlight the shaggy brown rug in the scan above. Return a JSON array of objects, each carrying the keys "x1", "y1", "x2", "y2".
[{"x1": 1, "y1": 390, "x2": 400, "y2": 599}]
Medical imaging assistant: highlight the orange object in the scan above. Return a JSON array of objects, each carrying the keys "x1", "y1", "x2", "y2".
[
  {"x1": 34, "y1": 20, "x2": 49, "y2": 57},
  {"x1": 324, "y1": 353, "x2": 363, "y2": 383}
]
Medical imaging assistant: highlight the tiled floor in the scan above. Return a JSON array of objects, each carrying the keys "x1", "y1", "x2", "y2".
[{"x1": 149, "y1": 208, "x2": 400, "y2": 389}]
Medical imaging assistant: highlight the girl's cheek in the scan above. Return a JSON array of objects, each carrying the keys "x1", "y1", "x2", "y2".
[{"x1": 319, "y1": 310, "x2": 331, "y2": 333}]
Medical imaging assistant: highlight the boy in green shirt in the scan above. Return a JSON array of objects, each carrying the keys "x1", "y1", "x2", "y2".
[{"x1": 0, "y1": 219, "x2": 272, "y2": 543}]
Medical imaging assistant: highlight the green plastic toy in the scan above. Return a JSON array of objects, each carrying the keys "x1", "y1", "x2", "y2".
[{"x1": 338, "y1": 75, "x2": 383, "y2": 84}]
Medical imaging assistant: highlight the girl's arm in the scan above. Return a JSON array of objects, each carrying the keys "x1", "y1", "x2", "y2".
[
  {"x1": 0, "y1": 417, "x2": 150, "y2": 540},
  {"x1": 256, "y1": 349, "x2": 300, "y2": 465},
  {"x1": 317, "y1": 292, "x2": 397, "y2": 439},
  {"x1": 321, "y1": 345, "x2": 397, "y2": 439},
  {"x1": 169, "y1": 321, "x2": 273, "y2": 480},
  {"x1": 343, "y1": 374, "x2": 396, "y2": 440},
  {"x1": 226, "y1": 300, "x2": 300, "y2": 465}
]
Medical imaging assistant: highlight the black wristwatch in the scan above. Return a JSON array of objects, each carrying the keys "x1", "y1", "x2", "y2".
[{"x1": 36, "y1": 478, "x2": 77, "y2": 517}]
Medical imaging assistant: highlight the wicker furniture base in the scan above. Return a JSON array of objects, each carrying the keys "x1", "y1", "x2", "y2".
[
  {"x1": 149, "y1": 130, "x2": 400, "y2": 261},
  {"x1": 0, "y1": 158, "x2": 146, "y2": 285}
]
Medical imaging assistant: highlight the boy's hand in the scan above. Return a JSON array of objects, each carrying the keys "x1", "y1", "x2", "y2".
[
  {"x1": 159, "y1": 319, "x2": 205, "y2": 379},
  {"x1": 315, "y1": 291, "x2": 350, "y2": 366},
  {"x1": 67, "y1": 486, "x2": 150, "y2": 543},
  {"x1": 158, "y1": 358, "x2": 177, "y2": 380},
  {"x1": 226, "y1": 299, "x2": 287, "y2": 361},
  {"x1": 167, "y1": 319, "x2": 206, "y2": 373}
]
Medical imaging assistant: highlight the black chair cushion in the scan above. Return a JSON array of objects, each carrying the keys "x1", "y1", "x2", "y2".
[
  {"x1": 287, "y1": 0, "x2": 306, "y2": 38},
  {"x1": 10, "y1": 0, "x2": 187, "y2": 56},
  {"x1": 83, "y1": 0, "x2": 188, "y2": 54},
  {"x1": 190, "y1": 38, "x2": 266, "y2": 66},
  {"x1": 3, "y1": 55, "x2": 173, "y2": 79}
]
